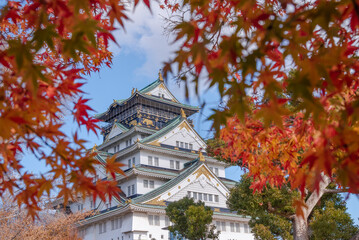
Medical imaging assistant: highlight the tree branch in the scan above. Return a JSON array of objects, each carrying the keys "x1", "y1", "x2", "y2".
[
  {"x1": 304, "y1": 174, "x2": 331, "y2": 219},
  {"x1": 324, "y1": 188, "x2": 351, "y2": 194}
]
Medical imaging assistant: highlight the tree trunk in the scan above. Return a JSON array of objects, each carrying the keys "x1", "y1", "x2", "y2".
[
  {"x1": 293, "y1": 216, "x2": 309, "y2": 240},
  {"x1": 292, "y1": 174, "x2": 332, "y2": 240}
]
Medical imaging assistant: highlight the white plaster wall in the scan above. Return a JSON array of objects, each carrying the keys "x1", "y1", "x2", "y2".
[
  {"x1": 168, "y1": 181, "x2": 228, "y2": 208},
  {"x1": 157, "y1": 123, "x2": 206, "y2": 152},
  {"x1": 213, "y1": 220, "x2": 254, "y2": 240},
  {"x1": 120, "y1": 178, "x2": 137, "y2": 197},
  {"x1": 106, "y1": 132, "x2": 141, "y2": 154},
  {"x1": 116, "y1": 151, "x2": 141, "y2": 171},
  {"x1": 136, "y1": 176, "x2": 167, "y2": 195},
  {"x1": 147, "y1": 85, "x2": 175, "y2": 100}
]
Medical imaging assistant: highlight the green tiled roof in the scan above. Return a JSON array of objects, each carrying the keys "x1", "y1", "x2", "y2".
[
  {"x1": 95, "y1": 150, "x2": 113, "y2": 164},
  {"x1": 135, "y1": 165, "x2": 179, "y2": 177},
  {"x1": 132, "y1": 159, "x2": 202, "y2": 204},
  {"x1": 114, "y1": 122, "x2": 129, "y2": 132},
  {"x1": 139, "y1": 79, "x2": 162, "y2": 94},
  {"x1": 140, "y1": 115, "x2": 183, "y2": 144}
]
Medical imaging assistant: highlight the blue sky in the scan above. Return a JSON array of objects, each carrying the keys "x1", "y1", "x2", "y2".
[{"x1": 23, "y1": 2, "x2": 358, "y2": 224}]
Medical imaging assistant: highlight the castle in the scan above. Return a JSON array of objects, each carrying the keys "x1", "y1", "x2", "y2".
[{"x1": 68, "y1": 72, "x2": 253, "y2": 240}]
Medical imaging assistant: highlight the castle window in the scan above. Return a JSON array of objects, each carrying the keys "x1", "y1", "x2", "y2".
[
  {"x1": 154, "y1": 215, "x2": 160, "y2": 226},
  {"x1": 175, "y1": 161, "x2": 180, "y2": 170},
  {"x1": 208, "y1": 194, "x2": 213, "y2": 202},
  {"x1": 176, "y1": 141, "x2": 179, "y2": 147},
  {"x1": 244, "y1": 224, "x2": 250, "y2": 233},
  {"x1": 99, "y1": 222, "x2": 107, "y2": 234},
  {"x1": 221, "y1": 222, "x2": 226, "y2": 231},
  {"x1": 187, "y1": 191, "x2": 191, "y2": 197},
  {"x1": 131, "y1": 185, "x2": 135, "y2": 195},
  {"x1": 230, "y1": 223, "x2": 235, "y2": 232},
  {"x1": 128, "y1": 159, "x2": 131, "y2": 168},
  {"x1": 77, "y1": 203, "x2": 83, "y2": 211},
  {"x1": 127, "y1": 186, "x2": 131, "y2": 196},
  {"x1": 180, "y1": 142, "x2": 184, "y2": 148},
  {"x1": 170, "y1": 160, "x2": 174, "y2": 169},
  {"x1": 185, "y1": 143, "x2": 188, "y2": 149},
  {"x1": 198, "y1": 193, "x2": 203, "y2": 201},
  {"x1": 143, "y1": 180, "x2": 148, "y2": 188},
  {"x1": 148, "y1": 215, "x2": 153, "y2": 225},
  {"x1": 132, "y1": 157, "x2": 135, "y2": 166},
  {"x1": 203, "y1": 194, "x2": 208, "y2": 201},
  {"x1": 148, "y1": 215, "x2": 160, "y2": 226},
  {"x1": 149, "y1": 180, "x2": 155, "y2": 189},
  {"x1": 214, "y1": 168, "x2": 219, "y2": 176},
  {"x1": 148, "y1": 156, "x2": 153, "y2": 165},
  {"x1": 189, "y1": 144, "x2": 193, "y2": 150},
  {"x1": 235, "y1": 223, "x2": 240, "y2": 232},
  {"x1": 193, "y1": 192, "x2": 197, "y2": 200},
  {"x1": 154, "y1": 157, "x2": 159, "y2": 166},
  {"x1": 214, "y1": 195, "x2": 219, "y2": 202}
]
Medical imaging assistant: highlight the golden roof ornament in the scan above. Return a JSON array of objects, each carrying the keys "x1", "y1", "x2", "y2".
[
  {"x1": 181, "y1": 108, "x2": 186, "y2": 118},
  {"x1": 91, "y1": 144, "x2": 97, "y2": 153},
  {"x1": 131, "y1": 88, "x2": 135, "y2": 95},
  {"x1": 199, "y1": 151, "x2": 205, "y2": 162},
  {"x1": 158, "y1": 69, "x2": 164, "y2": 82}
]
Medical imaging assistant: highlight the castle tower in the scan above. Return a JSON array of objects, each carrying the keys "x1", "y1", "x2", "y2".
[{"x1": 69, "y1": 73, "x2": 254, "y2": 240}]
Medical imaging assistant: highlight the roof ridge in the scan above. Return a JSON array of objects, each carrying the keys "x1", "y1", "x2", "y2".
[
  {"x1": 139, "y1": 79, "x2": 161, "y2": 94},
  {"x1": 140, "y1": 115, "x2": 183, "y2": 144},
  {"x1": 132, "y1": 160, "x2": 202, "y2": 204}
]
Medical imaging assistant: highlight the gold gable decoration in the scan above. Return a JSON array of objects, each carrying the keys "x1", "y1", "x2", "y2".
[
  {"x1": 91, "y1": 144, "x2": 97, "y2": 153},
  {"x1": 199, "y1": 151, "x2": 205, "y2": 162},
  {"x1": 158, "y1": 69, "x2": 164, "y2": 82},
  {"x1": 181, "y1": 108, "x2": 186, "y2": 118},
  {"x1": 145, "y1": 196, "x2": 166, "y2": 206}
]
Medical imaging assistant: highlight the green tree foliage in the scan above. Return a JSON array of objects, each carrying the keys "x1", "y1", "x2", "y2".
[
  {"x1": 310, "y1": 201, "x2": 358, "y2": 240},
  {"x1": 227, "y1": 174, "x2": 358, "y2": 240},
  {"x1": 165, "y1": 197, "x2": 219, "y2": 240}
]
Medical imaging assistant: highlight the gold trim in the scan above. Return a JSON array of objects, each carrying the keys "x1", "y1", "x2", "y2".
[
  {"x1": 145, "y1": 196, "x2": 166, "y2": 206},
  {"x1": 168, "y1": 192, "x2": 171, "y2": 196},
  {"x1": 180, "y1": 108, "x2": 186, "y2": 118},
  {"x1": 91, "y1": 144, "x2": 97, "y2": 153},
  {"x1": 143, "y1": 119, "x2": 154, "y2": 126},
  {"x1": 178, "y1": 121, "x2": 191, "y2": 131},
  {"x1": 158, "y1": 70, "x2": 164, "y2": 82},
  {"x1": 193, "y1": 165, "x2": 215, "y2": 180},
  {"x1": 199, "y1": 151, "x2": 205, "y2": 162},
  {"x1": 129, "y1": 120, "x2": 137, "y2": 126},
  {"x1": 214, "y1": 208, "x2": 220, "y2": 212},
  {"x1": 178, "y1": 186, "x2": 181, "y2": 189},
  {"x1": 150, "y1": 140, "x2": 161, "y2": 146}
]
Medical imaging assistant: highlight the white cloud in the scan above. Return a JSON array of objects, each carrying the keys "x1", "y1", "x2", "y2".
[{"x1": 110, "y1": 2, "x2": 176, "y2": 78}]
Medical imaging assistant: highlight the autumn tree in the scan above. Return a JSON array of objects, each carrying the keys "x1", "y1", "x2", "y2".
[
  {"x1": 166, "y1": 197, "x2": 220, "y2": 240},
  {"x1": 227, "y1": 174, "x2": 359, "y2": 240},
  {"x1": 0, "y1": 0, "x2": 157, "y2": 216},
  {"x1": 0, "y1": 189, "x2": 87, "y2": 240},
  {"x1": 161, "y1": 1, "x2": 359, "y2": 239}
]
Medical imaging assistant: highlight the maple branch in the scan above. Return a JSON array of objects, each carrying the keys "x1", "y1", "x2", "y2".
[{"x1": 324, "y1": 188, "x2": 352, "y2": 194}]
